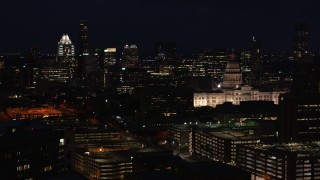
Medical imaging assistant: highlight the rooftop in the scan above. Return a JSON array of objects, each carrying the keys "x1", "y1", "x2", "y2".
[
  {"x1": 206, "y1": 131, "x2": 259, "y2": 141},
  {"x1": 245, "y1": 142, "x2": 320, "y2": 157}
]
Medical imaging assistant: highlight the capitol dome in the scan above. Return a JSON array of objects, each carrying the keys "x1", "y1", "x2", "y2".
[
  {"x1": 226, "y1": 60, "x2": 240, "y2": 71},
  {"x1": 222, "y1": 54, "x2": 242, "y2": 89}
]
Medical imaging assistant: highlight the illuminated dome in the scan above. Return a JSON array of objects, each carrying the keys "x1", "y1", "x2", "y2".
[
  {"x1": 222, "y1": 54, "x2": 242, "y2": 89},
  {"x1": 225, "y1": 54, "x2": 241, "y2": 73},
  {"x1": 226, "y1": 60, "x2": 241, "y2": 72}
]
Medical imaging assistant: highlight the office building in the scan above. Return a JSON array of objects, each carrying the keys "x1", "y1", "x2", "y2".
[
  {"x1": 169, "y1": 125, "x2": 190, "y2": 145},
  {"x1": 191, "y1": 130, "x2": 260, "y2": 163},
  {"x1": 75, "y1": 149, "x2": 133, "y2": 179},
  {"x1": 66, "y1": 128, "x2": 121, "y2": 145},
  {"x1": 80, "y1": 20, "x2": 89, "y2": 56},
  {"x1": 155, "y1": 41, "x2": 178, "y2": 62},
  {"x1": 103, "y1": 48, "x2": 117, "y2": 68},
  {"x1": 58, "y1": 34, "x2": 75, "y2": 57},
  {"x1": 291, "y1": 62, "x2": 319, "y2": 94},
  {"x1": 250, "y1": 36, "x2": 262, "y2": 72},
  {"x1": 236, "y1": 143, "x2": 320, "y2": 180},
  {"x1": 293, "y1": 23, "x2": 309, "y2": 61},
  {"x1": 278, "y1": 93, "x2": 320, "y2": 142},
  {"x1": 57, "y1": 34, "x2": 76, "y2": 66},
  {"x1": 138, "y1": 87, "x2": 194, "y2": 117},
  {"x1": 0, "y1": 130, "x2": 67, "y2": 179},
  {"x1": 78, "y1": 20, "x2": 99, "y2": 78},
  {"x1": 198, "y1": 49, "x2": 228, "y2": 83},
  {"x1": 121, "y1": 45, "x2": 139, "y2": 68},
  {"x1": 37, "y1": 35, "x2": 76, "y2": 83}
]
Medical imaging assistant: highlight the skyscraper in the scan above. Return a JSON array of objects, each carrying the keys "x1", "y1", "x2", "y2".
[
  {"x1": 198, "y1": 49, "x2": 228, "y2": 83},
  {"x1": 293, "y1": 23, "x2": 308, "y2": 61},
  {"x1": 58, "y1": 34, "x2": 75, "y2": 58},
  {"x1": 243, "y1": 36, "x2": 262, "y2": 87},
  {"x1": 103, "y1": 48, "x2": 117, "y2": 68},
  {"x1": 79, "y1": 20, "x2": 89, "y2": 55},
  {"x1": 250, "y1": 36, "x2": 262, "y2": 72},
  {"x1": 121, "y1": 45, "x2": 139, "y2": 68},
  {"x1": 78, "y1": 20, "x2": 97, "y2": 78},
  {"x1": 57, "y1": 34, "x2": 76, "y2": 66},
  {"x1": 278, "y1": 93, "x2": 320, "y2": 142},
  {"x1": 38, "y1": 34, "x2": 76, "y2": 83},
  {"x1": 155, "y1": 41, "x2": 177, "y2": 61}
]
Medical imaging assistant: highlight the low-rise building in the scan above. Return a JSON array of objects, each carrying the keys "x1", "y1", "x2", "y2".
[{"x1": 75, "y1": 149, "x2": 133, "y2": 180}]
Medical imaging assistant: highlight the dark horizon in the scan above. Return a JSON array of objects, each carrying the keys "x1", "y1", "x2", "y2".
[{"x1": 1, "y1": 0, "x2": 320, "y2": 55}]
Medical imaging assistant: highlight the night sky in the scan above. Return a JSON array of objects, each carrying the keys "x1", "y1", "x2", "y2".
[{"x1": 1, "y1": 0, "x2": 320, "y2": 55}]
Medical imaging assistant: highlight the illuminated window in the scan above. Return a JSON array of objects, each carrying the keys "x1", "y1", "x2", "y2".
[
  {"x1": 17, "y1": 166, "x2": 23, "y2": 171},
  {"x1": 44, "y1": 166, "x2": 52, "y2": 172},
  {"x1": 59, "y1": 138, "x2": 65, "y2": 146},
  {"x1": 24, "y1": 164, "x2": 30, "y2": 170}
]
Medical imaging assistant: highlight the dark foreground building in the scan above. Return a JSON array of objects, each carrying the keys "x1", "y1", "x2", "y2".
[
  {"x1": 278, "y1": 93, "x2": 320, "y2": 142},
  {"x1": 0, "y1": 130, "x2": 67, "y2": 179},
  {"x1": 138, "y1": 87, "x2": 194, "y2": 117},
  {"x1": 126, "y1": 161, "x2": 251, "y2": 180}
]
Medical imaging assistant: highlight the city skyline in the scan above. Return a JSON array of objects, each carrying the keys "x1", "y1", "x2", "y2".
[{"x1": 1, "y1": 0, "x2": 320, "y2": 54}]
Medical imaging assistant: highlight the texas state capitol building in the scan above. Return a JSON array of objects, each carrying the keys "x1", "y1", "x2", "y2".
[{"x1": 194, "y1": 56, "x2": 285, "y2": 108}]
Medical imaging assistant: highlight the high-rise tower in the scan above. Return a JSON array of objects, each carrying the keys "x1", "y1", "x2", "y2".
[
  {"x1": 57, "y1": 34, "x2": 75, "y2": 65},
  {"x1": 103, "y1": 48, "x2": 117, "y2": 68},
  {"x1": 155, "y1": 41, "x2": 177, "y2": 61},
  {"x1": 80, "y1": 20, "x2": 89, "y2": 55},
  {"x1": 39, "y1": 34, "x2": 76, "y2": 83},
  {"x1": 250, "y1": 36, "x2": 262, "y2": 72},
  {"x1": 293, "y1": 23, "x2": 308, "y2": 61},
  {"x1": 121, "y1": 45, "x2": 139, "y2": 68},
  {"x1": 58, "y1": 34, "x2": 75, "y2": 57},
  {"x1": 79, "y1": 20, "x2": 97, "y2": 78}
]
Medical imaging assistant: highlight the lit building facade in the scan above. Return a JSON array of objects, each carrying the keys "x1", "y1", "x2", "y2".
[
  {"x1": 222, "y1": 56, "x2": 242, "y2": 89},
  {"x1": 194, "y1": 56, "x2": 285, "y2": 108},
  {"x1": 37, "y1": 35, "x2": 76, "y2": 83},
  {"x1": 190, "y1": 130, "x2": 260, "y2": 163},
  {"x1": 104, "y1": 48, "x2": 117, "y2": 68},
  {"x1": 198, "y1": 49, "x2": 228, "y2": 82},
  {"x1": 75, "y1": 149, "x2": 133, "y2": 180},
  {"x1": 194, "y1": 85, "x2": 284, "y2": 108},
  {"x1": 121, "y1": 45, "x2": 139, "y2": 68},
  {"x1": 66, "y1": 129, "x2": 121, "y2": 145},
  {"x1": 58, "y1": 34, "x2": 75, "y2": 56},
  {"x1": 40, "y1": 66, "x2": 73, "y2": 82},
  {"x1": 236, "y1": 143, "x2": 320, "y2": 180},
  {"x1": 169, "y1": 125, "x2": 190, "y2": 145},
  {"x1": 57, "y1": 34, "x2": 75, "y2": 65}
]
